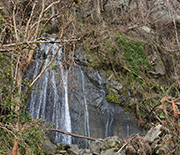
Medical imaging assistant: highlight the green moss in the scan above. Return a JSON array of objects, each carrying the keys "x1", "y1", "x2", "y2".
[
  {"x1": 116, "y1": 36, "x2": 151, "y2": 75},
  {"x1": 105, "y1": 84, "x2": 120, "y2": 104},
  {"x1": 106, "y1": 84, "x2": 109, "y2": 89},
  {"x1": 106, "y1": 70, "x2": 113, "y2": 78},
  {"x1": 106, "y1": 90, "x2": 120, "y2": 104},
  {"x1": 55, "y1": 143, "x2": 64, "y2": 153},
  {"x1": 83, "y1": 32, "x2": 167, "y2": 122}
]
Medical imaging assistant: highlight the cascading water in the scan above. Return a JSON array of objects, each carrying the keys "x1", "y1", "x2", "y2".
[
  {"x1": 59, "y1": 65, "x2": 71, "y2": 144},
  {"x1": 27, "y1": 38, "x2": 145, "y2": 148},
  {"x1": 95, "y1": 71, "x2": 114, "y2": 138},
  {"x1": 80, "y1": 69, "x2": 90, "y2": 147},
  {"x1": 27, "y1": 39, "x2": 71, "y2": 144}
]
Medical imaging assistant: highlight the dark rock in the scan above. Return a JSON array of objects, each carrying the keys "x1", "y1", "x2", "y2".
[
  {"x1": 27, "y1": 40, "x2": 145, "y2": 148},
  {"x1": 44, "y1": 129, "x2": 55, "y2": 144},
  {"x1": 42, "y1": 139, "x2": 56, "y2": 155}
]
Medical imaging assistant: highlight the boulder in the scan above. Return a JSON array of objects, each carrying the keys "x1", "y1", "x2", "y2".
[
  {"x1": 101, "y1": 148, "x2": 121, "y2": 155},
  {"x1": 101, "y1": 136, "x2": 122, "y2": 150},
  {"x1": 63, "y1": 144, "x2": 81, "y2": 155},
  {"x1": 139, "y1": 26, "x2": 152, "y2": 34},
  {"x1": 151, "y1": 1, "x2": 180, "y2": 22},
  {"x1": 42, "y1": 139, "x2": 56, "y2": 155},
  {"x1": 57, "y1": 150, "x2": 67, "y2": 155},
  {"x1": 44, "y1": 129, "x2": 55, "y2": 144},
  {"x1": 90, "y1": 140, "x2": 103, "y2": 154},
  {"x1": 144, "y1": 124, "x2": 162, "y2": 143}
]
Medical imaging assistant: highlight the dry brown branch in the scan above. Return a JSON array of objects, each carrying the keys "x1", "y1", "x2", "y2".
[
  {"x1": 12, "y1": 3, "x2": 19, "y2": 43},
  {"x1": 152, "y1": 111, "x2": 163, "y2": 124},
  {"x1": 34, "y1": 0, "x2": 45, "y2": 40},
  {"x1": 39, "y1": 5, "x2": 66, "y2": 37},
  {"x1": 169, "y1": 5, "x2": 180, "y2": 48},
  {"x1": 43, "y1": 0, "x2": 61, "y2": 13},
  {"x1": 0, "y1": 123, "x2": 17, "y2": 139},
  {"x1": 24, "y1": 1, "x2": 37, "y2": 40},
  {"x1": 161, "y1": 97, "x2": 171, "y2": 124},
  {"x1": 19, "y1": 0, "x2": 33, "y2": 27},
  {"x1": 49, "y1": 128, "x2": 104, "y2": 142},
  {"x1": 12, "y1": 138, "x2": 18, "y2": 155},
  {"x1": 117, "y1": 142, "x2": 128, "y2": 153}
]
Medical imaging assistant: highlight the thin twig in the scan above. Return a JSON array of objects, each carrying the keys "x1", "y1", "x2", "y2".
[
  {"x1": 1, "y1": 38, "x2": 79, "y2": 48},
  {"x1": 0, "y1": 123, "x2": 18, "y2": 139},
  {"x1": 117, "y1": 142, "x2": 128, "y2": 153},
  {"x1": 43, "y1": 0, "x2": 62, "y2": 13},
  {"x1": 12, "y1": 3, "x2": 19, "y2": 43},
  {"x1": 33, "y1": 0, "x2": 45, "y2": 40},
  {"x1": 24, "y1": 1, "x2": 37, "y2": 40}
]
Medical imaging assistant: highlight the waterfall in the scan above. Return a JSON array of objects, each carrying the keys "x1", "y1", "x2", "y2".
[
  {"x1": 27, "y1": 39, "x2": 71, "y2": 144},
  {"x1": 95, "y1": 71, "x2": 114, "y2": 138},
  {"x1": 27, "y1": 39, "x2": 144, "y2": 148},
  {"x1": 60, "y1": 65, "x2": 71, "y2": 144},
  {"x1": 104, "y1": 109, "x2": 114, "y2": 137},
  {"x1": 80, "y1": 69, "x2": 90, "y2": 138}
]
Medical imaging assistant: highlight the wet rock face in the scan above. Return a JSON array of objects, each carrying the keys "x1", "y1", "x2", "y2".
[
  {"x1": 26, "y1": 42, "x2": 144, "y2": 149},
  {"x1": 27, "y1": 60, "x2": 144, "y2": 148},
  {"x1": 69, "y1": 66, "x2": 144, "y2": 148}
]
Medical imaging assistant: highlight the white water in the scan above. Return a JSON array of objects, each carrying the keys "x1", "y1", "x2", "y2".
[
  {"x1": 29, "y1": 40, "x2": 71, "y2": 144},
  {"x1": 80, "y1": 69, "x2": 90, "y2": 138},
  {"x1": 60, "y1": 64, "x2": 72, "y2": 144},
  {"x1": 27, "y1": 40, "x2": 144, "y2": 147},
  {"x1": 95, "y1": 71, "x2": 114, "y2": 137}
]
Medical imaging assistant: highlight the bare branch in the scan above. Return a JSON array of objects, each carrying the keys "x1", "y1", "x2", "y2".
[
  {"x1": 49, "y1": 128, "x2": 104, "y2": 142},
  {"x1": 43, "y1": 0, "x2": 61, "y2": 13},
  {"x1": 117, "y1": 142, "x2": 128, "y2": 153},
  {"x1": 33, "y1": 0, "x2": 45, "y2": 40},
  {"x1": 12, "y1": 3, "x2": 19, "y2": 43},
  {"x1": 19, "y1": 0, "x2": 33, "y2": 27},
  {"x1": 24, "y1": 1, "x2": 37, "y2": 40}
]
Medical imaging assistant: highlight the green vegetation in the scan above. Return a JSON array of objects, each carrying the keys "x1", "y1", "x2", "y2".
[
  {"x1": 0, "y1": 53, "x2": 46, "y2": 154},
  {"x1": 106, "y1": 89, "x2": 120, "y2": 104},
  {"x1": 84, "y1": 32, "x2": 163, "y2": 118},
  {"x1": 1, "y1": 0, "x2": 180, "y2": 154},
  {"x1": 116, "y1": 36, "x2": 151, "y2": 75},
  {"x1": 55, "y1": 143, "x2": 64, "y2": 153}
]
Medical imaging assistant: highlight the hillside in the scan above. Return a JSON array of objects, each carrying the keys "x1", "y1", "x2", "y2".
[{"x1": 0, "y1": 0, "x2": 180, "y2": 154}]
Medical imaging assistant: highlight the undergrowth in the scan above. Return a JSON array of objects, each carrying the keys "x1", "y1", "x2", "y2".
[
  {"x1": 83, "y1": 30, "x2": 180, "y2": 127},
  {"x1": 0, "y1": 53, "x2": 46, "y2": 155}
]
